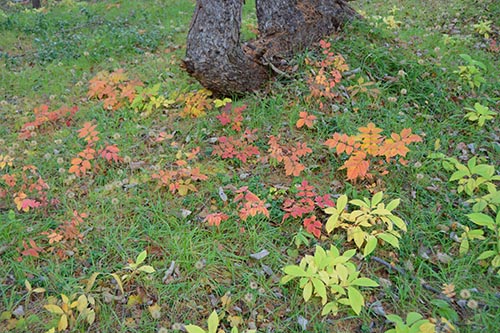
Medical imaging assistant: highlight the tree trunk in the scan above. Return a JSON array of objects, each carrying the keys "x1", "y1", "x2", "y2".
[
  {"x1": 184, "y1": 0, "x2": 357, "y2": 96},
  {"x1": 32, "y1": 0, "x2": 41, "y2": 9}
]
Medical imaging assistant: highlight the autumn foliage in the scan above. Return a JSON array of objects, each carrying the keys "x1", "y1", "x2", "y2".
[
  {"x1": 87, "y1": 69, "x2": 143, "y2": 110},
  {"x1": 324, "y1": 123, "x2": 422, "y2": 181}
]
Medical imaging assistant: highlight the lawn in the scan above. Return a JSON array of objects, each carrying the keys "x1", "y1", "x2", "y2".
[{"x1": 0, "y1": 0, "x2": 499, "y2": 332}]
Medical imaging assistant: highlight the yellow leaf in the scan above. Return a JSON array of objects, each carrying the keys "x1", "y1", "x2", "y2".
[
  {"x1": 127, "y1": 294, "x2": 143, "y2": 307},
  {"x1": 110, "y1": 273, "x2": 124, "y2": 294},
  {"x1": 76, "y1": 295, "x2": 88, "y2": 313},
  {"x1": 44, "y1": 304, "x2": 64, "y2": 315},
  {"x1": 24, "y1": 280, "x2": 32, "y2": 292},
  {"x1": 58, "y1": 314, "x2": 68, "y2": 331},
  {"x1": 61, "y1": 294, "x2": 70, "y2": 305},
  {"x1": 85, "y1": 272, "x2": 100, "y2": 293},
  {"x1": 148, "y1": 303, "x2": 161, "y2": 319}
]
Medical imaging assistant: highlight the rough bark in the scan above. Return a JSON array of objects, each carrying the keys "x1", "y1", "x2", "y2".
[{"x1": 184, "y1": 0, "x2": 357, "y2": 96}]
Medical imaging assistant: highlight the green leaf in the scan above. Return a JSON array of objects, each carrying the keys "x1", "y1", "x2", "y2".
[
  {"x1": 477, "y1": 250, "x2": 496, "y2": 260},
  {"x1": 377, "y1": 233, "x2": 400, "y2": 248},
  {"x1": 207, "y1": 310, "x2": 219, "y2": 333},
  {"x1": 337, "y1": 195, "x2": 348, "y2": 211},
  {"x1": 283, "y1": 265, "x2": 307, "y2": 277},
  {"x1": 371, "y1": 192, "x2": 384, "y2": 207},
  {"x1": 459, "y1": 238, "x2": 469, "y2": 256},
  {"x1": 185, "y1": 325, "x2": 207, "y2": 333},
  {"x1": 349, "y1": 199, "x2": 368, "y2": 209},
  {"x1": 311, "y1": 278, "x2": 327, "y2": 305},
  {"x1": 351, "y1": 277, "x2": 379, "y2": 287},
  {"x1": 322, "y1": 302, "x2": 338, "y2": 316},
  {"x1": 363, "y1": 236, "x2": 378, "y2": 257},
  {"x1": 449, "y1": 170, "x2": 469, "y2": 181},
  {"x1": 386, "y1": 314, "x2": 404, "y2": 325},
  {"x1": 406, "y1": 312, "x2": 423, "y2": 325},
  {"x1": 388, "y1": 215, "x2": 406, "y2": 231},
  {"x1": 303, "y1": 281, "x2": 313, "y2": 302},
  {"x1": 325, "y1": 213, "x2": 339, "y2": 233},
  {"x1": 386, "y1": 199, "x2": 400, "y2": 211},
  {"x1": 467, "y1": 213, "x2": 495, "y2": 230},
  {"x1": 473, "y1": 165, "x2": 494, "y2": 178},
  {"x1": 137, "y1": 265, "x2": 156, "y2": 273},
  {"x1": 135, "y1": 250, "x2": 147, "y2": 266},
  {"x1": 347, "y1": 286, "x2": 364, "y2": 314}
]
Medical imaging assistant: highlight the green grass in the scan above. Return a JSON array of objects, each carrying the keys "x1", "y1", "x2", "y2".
[{"x1": 1, "y1": 0, "x2": 499, "y2": 332}]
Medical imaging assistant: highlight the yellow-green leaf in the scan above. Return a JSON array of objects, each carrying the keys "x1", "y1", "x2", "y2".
[
  {"x1": 371, "y1": 191, "x2": 384, "y2": 207},
  {"x1": 135, "y1": 250, "x2": 147, "y2": 266},
  {"x1": 207, "y1": 310, "x2": 219, "y2": 333},
  {"x1": 44, "y1": 304, "x2": 64, "y2": 315},
  {"x1": 303, "y1": 281, "x2": 313, "y2": 302},
  {"x1": 311, "y1": 278, "x2": 327, "y2": 305},
  {"x1": 337, "y1": 195, "x2": 348, "y2": 211},
  {"x1": 24, "y1": 280, "x2": 32, "y2": 292},
  {"x1": 185, "y1": 324, "x2": 207, "y2": 333},
  {"x1": 363, "y1": 236, "x2": 378, "y2": 257},
  {"x1": 347, "y1": 286, "x2": 364, "y2": 315},
  {"x1": 137, "y1": 265, "x2": 156, "y2": 273}
]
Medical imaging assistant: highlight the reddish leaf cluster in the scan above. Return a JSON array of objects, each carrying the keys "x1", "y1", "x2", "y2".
[
  {"x1": 234, "y1": 186, "x2": 269, "y2": 221},
  {"x1": 87, "y1": 69, "x2": 143, "y2": 110},
  {"x1": 212, "y1": 129, "x2": 260, "y2": 163},
  {"x1": 19, "y1": 104, "x2": 79, "y2": 139},
  {"x1": 1, "y1": 164, "x2": 52, "y2": 212},
  {"x1": 324, "y1": 123, "x2": 422, "y2": 181},
  {"x1": 41, "y1": 211, "x2": 88, "y2": 260},
  {"x1": 268, "y1": 135, "x2": 312, "y2": 177},
  {"x1": 69, "y1": 122, "x2": 122, "y2": 177},
  {"x1": 203, "y1": 212, "x2": 229, "y2": 227},
  {"x1": 282, "y1": 181, "x2": 335, "y2": 238},
  {"x1": 216, "y1": 103, "x2": 246, "y2": 132},
  {"x1": 306, "y1": 40, "x2": 349, "y2": 101}
]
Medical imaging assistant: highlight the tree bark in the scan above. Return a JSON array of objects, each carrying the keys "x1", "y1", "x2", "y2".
[
  {"x1": 32, "y1": 0, "x2": 41, "y2": 9},
  {"x1": 184, "y1": 0, "x2": 357, "y2": 96}
]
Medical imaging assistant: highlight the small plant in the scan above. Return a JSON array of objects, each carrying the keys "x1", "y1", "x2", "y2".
[
  {"x1": 448, "y1": 156, "x2": 499, "y2": 199},
  {"x1": 131, "y1": 83, "x2": 175, "y2": 117},
  {"x1": 110, "y1": 250, "x2": 156, "y2": 295},
  {"x1": 431, "y1": 154, "x2": 499, "y2": 213},
  {"x1": 384, "y1": 312, "x2": 436, "y2": 333},
  {"x1": 178, "y1": 89, "x2": 213, "y2": 118},
  {"x1": 465, "y1": 210, "x2": 500, "y2": 274},
  {"x1": 464, "y1": 103, "x2": 496, "y2": 127},
  {"x1": 281, "y1": 245, "x2": 378, "y2": 315},
  {"x1": 324, "y1": 192, "x2": 407, "y2": 256},
  {"x1": 346, "y1": 76, "x2": 380, "y2": 100},
  {"x1": 44, "y1": 293, "x2": 96, "y2": 332},
  {"x1": 268, "y1": 135, "x2": 312, "y2": 177},
  {"x1": 454, "y1": 54, "x2": 486, "y2": 89},
  {"x1": 473, "y1": 20, "x2": 492, "y2": 38},
  {"x1": 87, "y1": 69, "x2": 144, "y2": 110}
]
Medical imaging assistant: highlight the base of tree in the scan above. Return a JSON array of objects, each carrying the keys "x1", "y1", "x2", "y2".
[{"x1": 184, "y1": 0, "x2": 358, "y2": 96}]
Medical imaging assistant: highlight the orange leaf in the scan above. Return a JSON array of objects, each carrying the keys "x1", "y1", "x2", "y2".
[{"x1": 296, "y1": 112, "x2": 317, "y2": 129}]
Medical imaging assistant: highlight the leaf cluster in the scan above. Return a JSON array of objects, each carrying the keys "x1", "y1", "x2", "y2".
[
  {"x1": 324, "y1": 192, "x2": 407, "y2": 256},
  {"x1": 281, "y1": 245, "x2": 378, "y2": 315},
  {"x1": 324, "y1": 123, "x2": 422, "y2": 181}
]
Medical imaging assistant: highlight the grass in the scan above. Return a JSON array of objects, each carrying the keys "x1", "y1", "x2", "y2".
[{"x1": 0, "y1": 0, "x2": 499, "y2": 332}]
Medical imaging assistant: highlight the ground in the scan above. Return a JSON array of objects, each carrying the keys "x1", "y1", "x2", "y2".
[{"x1": 0, "y1": 0, "x2": 499, "y2": 332}]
